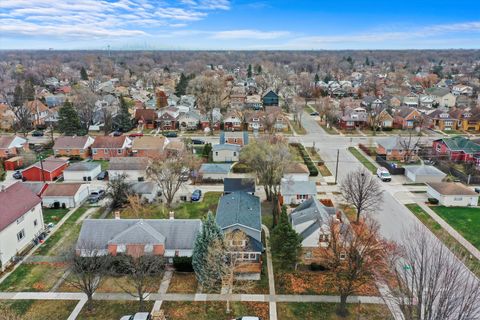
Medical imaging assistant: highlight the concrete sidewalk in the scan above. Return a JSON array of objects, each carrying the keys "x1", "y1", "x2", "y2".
[{"x1": 262, "y1": 224, "x2": 277, "y2": 320}]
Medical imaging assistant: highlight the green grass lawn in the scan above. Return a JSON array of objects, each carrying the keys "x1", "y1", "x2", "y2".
[
  {"x1": 290, "y1": 121, "x2": 307, "y2": 135},
  {"x1": 91, "y1": 159, "x2": 109, "y2": 171},
  {"x1": 430, "y1": 206, "x2": 480, "y2": 250},
  {"x1": 42, "y1": 208, "x2": 69, "y2": 225},
  {"x1": 0, "y1": 300, "x2": 77, "y2": 320},
  {"x1": 348, "y1": 147, "x2": 377, "y2": 174},
  {"x1": 77, "y1": 301, "x2": 154, "y2": 320},
  {"x1": 162, "y1": 301, "x2": 269, "y2": 320},
  {"x1": 277, "y1": 302, "x2": 393, "y2": 320},
  {"x1": 405, "y1": 204, "x2": 480, "y2": 277},
  {"x1": 0, "y1": 263, "x2": 67, "y2": 292},
  {"x1": 319, "y1": 124, "x2": 339, "y2": 135}
]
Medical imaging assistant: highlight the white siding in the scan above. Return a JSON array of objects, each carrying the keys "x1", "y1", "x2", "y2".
[
  {"x1": 64, "y1": 167, "x2": 101, "y2": 182},
  {"x1": 109, "y1": 170, "x2": 146, "y2": 181},
  {"x1": 213, "y1": 150, "x2": 239, "y2": 162},
  {"x1": 42, "y1": 185, "x2": 90, "y2": 208},
  {"x1": 283, "y1": 173, "x2": 309, "y2": 182},
  {"x1": 427, "y1": 186, "x2": 478, "y2": 206}
]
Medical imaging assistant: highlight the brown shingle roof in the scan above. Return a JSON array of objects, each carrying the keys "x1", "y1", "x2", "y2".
[
  {"x1": 26, "y1": 100, "x2": 48, "y2": 113},
  {"x1": 43, "y1": 183, "x2": 83, "y2": 197},
  {"x1": 0, "y1": 136, "x2": 14, "y2": 149},
  {"x1": 92, "y1": 136, "x2": 127, "y2": 149},
  {"x1": 53, "y1": 136, "x2": 90, "y2": 149},
  {"x1": 109, "y1": 157, "x2": 149, "y2": 170},
  {"x1": 29, "y1": 158, "x2": 68, "y2": 172},
  {"x1": 135, "y1": 109, "x2": 157, "y2": 122},
  {"x1": 427, "y1": 182, "x2": 477, "y2": 196},
  {"x1": 131, "y1": 136, "x2": 166, "y2": 150},
  {"x1": 0, "y1": 182, "x2": 41, "y2": 231}
]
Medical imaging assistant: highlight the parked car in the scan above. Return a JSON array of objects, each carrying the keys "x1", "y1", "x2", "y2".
[
  {"x1": 233, "y1": 317, "x2": 262, "y2": 320},
  {"x1": 163, "y1": 131, "x2": 178, "y2": 137},
  {"x1": 13, "y1": 170, "x2": 23, "y2": 179},
  {"x1": 191, "y1": 139, "x2": 205, "y2": 145},
  {"x1": 32, "y1": 130, "x2": 44, "y2": 137},
  {"x1": 88, "y1": 190, "x2": 106, "y2": 203},
  {"x1": 376, "y1": 167, "x2": 391, "y2": 182},
  {"x1": 97, "y1": 171, "x2": 108, "y2": 180},
  {"x1": 129, "y1": 132, "x2": 144, "y2": 138},
  {"x1": 310, "y1": 111, "x2": 319, "y2": 116},
  {"x1": 191, "y1": 189, "x2": 202, "y2": 201},
  {"x1": 120, "y1": 312, "x2": 152, "y2": 320},
  {"x1": 112, "y1": 130, "x2": 123, "y2": 136}
]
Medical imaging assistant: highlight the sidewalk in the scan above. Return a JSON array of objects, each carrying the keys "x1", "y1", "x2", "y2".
[
  {"x1": 262, "y1": 225, "x2": 277, "y2": 320},
  {"x1": 417, "y1": 202, "x2": 480, "y2": 260}
]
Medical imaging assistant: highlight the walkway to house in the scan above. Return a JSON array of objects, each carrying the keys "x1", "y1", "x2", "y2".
[
  {"x1": 262, "y1": 224, "x2": 277, "y2": 320},
  {"x1": 416, "y1": 201, "x2": 480, "y2": 260},
  {"x1": 151, "y1": 270, "x2": 173, "y2": 312}
]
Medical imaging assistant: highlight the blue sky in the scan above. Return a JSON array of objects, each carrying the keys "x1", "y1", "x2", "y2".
[{"x1": 0, "y1": 0, "x2": 479, "y2": 50}]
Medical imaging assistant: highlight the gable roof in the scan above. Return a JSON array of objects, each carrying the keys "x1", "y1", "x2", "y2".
[
  {"x1": 281, "y1": 180, "x2": 316, "y2": 195},
  {"x1": 0, "y1": 182, "x2": 41, "y2": 232},
  {"x1": 434, "y1": 136, "x2": 480, "y2": 154},
  {"x1": 26, "y1": 158, "x2": 68, "y2": 173},
  {"x1": 130, "y1": 181, "x2": 157, "y2": 195},
  {"x1": 212, "y1": 143, "x2": 240, "y2": 152},
  {"x1": 91, "y1": 136, "x2": 129, "y2": 149},
  {"x1": 135, "y1": 109, "x2": 157, "y2": 122},
  {"x1": 42, "y1": 183, "x2": 83, "y2": 197},
  {"x1": 224, "y1": 178, "x2": 255, "y2": 193},
  {"x1": 25, "y1": 100, "x2": 48, "y2": 113},
  {"x1": 290, "y1": 198, "x2": 337, "y2": 240},
  {"x1": 21, "y1": 182, "x2": 48, "y2": 196},
  {"x1": 216, "y1": 192, "x2": 261, "y2": 232},
  {"x1": 53, "y1": 136, "x2": 91, "y2": 150},
  {"x1": 64, "y1": 162, "x2": 101, "y2": 172},
  {"x1": 0, "y1": 136, "x2": 15, "y2": 149},
  {"x1": 109, "y1": 157, "x2": 149, "y2": 171},
  {"x1": 405, "y1": 165, "x2": 446, "y2": 177},
  {"x1": 131, "y1": 136, "x2": 167, "y2": 150},
  {"x1": 427, "y1": 182, "x2": 477, "y2": 196},
  {"x1": 109, "y1": 220, "x2": 166, "y2": 244},
  {"x1": 200, "y1": 163, "x2": 232, "y2": 174}
]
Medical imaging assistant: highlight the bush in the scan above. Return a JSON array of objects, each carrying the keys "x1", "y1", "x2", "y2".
[
  {"x1": 232, "y1": 162, "x2": 252, "y2": 173},
  {"x1": 173, "y1": 256, "x2": 193, "y2": 272},
  {"x1": 310, "y1": 263, "x2": 329, "y2": 271},
  {"x1": 428, "y1": 198, "x2": 439, "y2": 205}
]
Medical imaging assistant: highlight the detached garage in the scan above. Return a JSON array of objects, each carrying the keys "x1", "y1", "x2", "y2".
[
  {"x1": 404, "y1": 165, "x2": 446, "y2": 183},
  {"x1": 63, "y1": 162, "x2": 101, "y2": 182},
  {"x1": 42, "y1": 183, "x2": 90, "y2": 208},
  {"x1": 427, "y1": 182, "x2": 479, "y2": 207}
]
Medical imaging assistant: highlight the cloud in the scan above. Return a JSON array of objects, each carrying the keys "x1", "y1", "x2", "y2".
[
  {"x1": 180, "y1": 0, "x2": 230, "y2": 10},
  {"x1": 211, "y1": 29, "x2": 290, "y2": 40}
]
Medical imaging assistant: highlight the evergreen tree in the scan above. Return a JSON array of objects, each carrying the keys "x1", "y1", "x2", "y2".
[
  {"x1": 114, "y1": 95, "x2": 133, "y2": 132},
  {"x1": 255, "y1": 64, "x2": 262, "y2": 74},
  {"x1": 13, "y1": 84, "x2": 24, "y2": 107},
  {"x1": 58, "y1": 101, "x2": 82, "y2": 135},
  {"x1": 80, "y1": 67, "x2": 88, "y2": 80},
  {"x1": 202, "y1": 143, "x2": 212, "y2": 159},
  {"x1": 23, "y1": 80, "x2": 35, "y2": 101},
  {"x1": 192, "y1": 212, "x2": 225, "y2": 290},
  {"x1": 270, "y1": 205, "x2": 302, "y2": 271},
  {"x1": 314, "y1": 73, "x2": 320, "y2": 84},
  {"x1": 175, "y1": 73, "x2": 188, "y2": 96},
  {"x1": 247, "y1": 64, "x2": 253, "y2": 78},
  {"x1": 323, "y1": 73, "x2": 333, "y2": 83}
]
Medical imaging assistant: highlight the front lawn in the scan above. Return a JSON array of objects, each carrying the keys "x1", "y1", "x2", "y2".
[
  {"x1": 277, "y1": 302, "x2": 393, "y2": 320},
  {"x1": 77, "y1": 300, "x2": 154, "y2": 320},
  {"x1": 430, "y1": 206, "x2": 480, "y2": 250},
  {"x1": 290, "y1": 121, "x2": 307, "y2": 135},
  {"x1": 42, "y1": 208, "x2": 69, "y2": 225},
  {"x1": 0, "y1": 300, "x2": 77, "y2": 320},
  {"x1": 167, "y1": 272, "x2": 198, "y2": 293},
  {"x1": 161, "y1": 301, "x2": 269, "y2": 320},
  {"x1": 0, "y1": 263, "x2": 67, "y2": 292},
  {"x1": 348, "y1": 147, "x2": 377, "y2": 174}
]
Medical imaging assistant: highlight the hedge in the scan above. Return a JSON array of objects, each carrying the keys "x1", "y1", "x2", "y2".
[
  {"x1": 291, "y1": 143, "x2": 319, "y2": 176},
  {"x1": 358, "y1": 143, "x2": 374, "y2": 156},
  {"x1": 173, "y1": 256, "x2": 193, "y2": 272}
]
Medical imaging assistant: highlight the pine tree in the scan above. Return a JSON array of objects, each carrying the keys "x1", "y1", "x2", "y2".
[
  {"x1": 80, "y1": 67, "x2": 88, "y2": 80},
  {"x1": 270, "y1": 205, "x2": 302, "y2": 271},
  {"x1": 247, "y1": 64, "x2": 253, "y2": 78},
  {"x1": 114, "y1": 95, "x2": 133, "y2": 132},
  {"x1": 58, "y1": 101, "x2": 82, "y2": 135},
  {"x1": 13, "y1": 84, "x2": 24, "y2": 107},
  {"x1": 192, "y1": 212, "x2": 225, "y2": 291},
  {"x1": 314, "y1": 73, "x2": 320, "y2": 84},
  {"x1": 365, "y1": 57, "x2": 370, "y2": 66},
  {"x1": 175, "y1": 73, "x2": 188, "y2": 96},
  {"x1": 23, "y1": 80, "x2": 35, "y2": 101},
  {"x1": 255, "y1": 64, "x2": 262, "y2": 74}
]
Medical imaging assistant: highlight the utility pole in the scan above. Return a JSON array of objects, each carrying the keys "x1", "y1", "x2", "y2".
[{"x1": 335, "y1": 149, "x2": 339, "y2": 185}]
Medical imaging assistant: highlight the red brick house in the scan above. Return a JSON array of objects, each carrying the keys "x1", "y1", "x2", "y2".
[
  {"x1": 91, "y1": 136, "x2": 132, "y2": 160},
  {"x1": 393, "y1": 107, "x2": 422, "y2": 129},
  {"x1": 156, "y1": 112, "x2": 177, "y2": 131},
  {"x1": 53, "y1": 136, "x2": 95, "y2": 159},
  {"x1": 135, "y1": 109, "x2": 157, "y2": 129},
  {"x1": 21, "y1": 158, "x2": 69, "y2": 182},
  {"x1": 339, "y1": 107, "x2": 368, "y2": 130},
  {"x1": 432, "y1": 136, "x2": 480, "y2": 164},
  {"x1": 0, "y1": 136, "x2": 28, "y2": 159},
  {"x1": 131, "y1": 136, "x2": 168, "y2": 159}
]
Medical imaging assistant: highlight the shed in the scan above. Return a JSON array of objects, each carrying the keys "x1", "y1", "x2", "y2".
[
  {"x1": 21, "y1": 158, "x2": 68, "y2": 182},
  {"x1": 426, "y1": 182, "x2": 478, "y2": 207},
  {"x1": 199, "y1": 163, "x2": 232, "y2": 181},
  {"x1": 63, "y1": 162, "x2": 102, "y2": 182},
  {"x1": 42, "y1": 183, "x2": 90, "y2": 208},
  {"x1": 4, "y1": 156, "x2": 23, "y2": 171},
  {"x1": 404, "y1": 165, "x2": 447, "y2": 183}
]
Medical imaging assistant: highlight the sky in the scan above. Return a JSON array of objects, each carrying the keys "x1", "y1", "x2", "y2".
[{"x1": 0, "y1": 0, "x2": 479, "y2": 50}]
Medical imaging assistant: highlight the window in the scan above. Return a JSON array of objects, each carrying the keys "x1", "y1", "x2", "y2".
[
  {"x1": 215, "y1": 152, "x2": 218, "y2": 156},
  {"x1": 117, "y1": 149, "x2": 122, "y2": 154},
  {"x1": 117, "y1": 244, "x2": 126, "y2": 253},
  {"x1": 144, "y1": 244, "x2": 153, "y2": 253},
  {"x1": 339, "y1": 251, "x2": 347, "y2": 260},
  {"x1": 34, "y1": 219, "x2": 38, "y2": 227},
  {"x1": 230, "y1": 240, "x2": 246, "y2": 247},
  {"x1": 304, "y1": 251, "x2": 312, "y2": 259},
  {"x1": 17, "y1": 229, "x2": 25, "y2": 242},
  {"x1": 233, "y1": 138, "x2": 238, "y2": 143},
  {"x1": 233, "y1": 152, "x2": 237, "y2": 156},
  {"x1": 436, "y1": 144, "x2": 442, "y2": 152},
  {"x1": 319, "y1": 234, "x2": 329, "y2": 242},
  {"x1": 249, "y1": 253, "x2": 257, "y2": 260},
  {"x1": 65, "y1": 149, "x2": 70, "y2": 154},
  {"x1": 92, "y1": 149, "x2": 97, "y2": 154},
  {"x1": 16, "y1": 215, "x2": 24, "y2": 224},
  {"x1": 453, "y1": 197, "x2": 463, "y2": 201},
  {"x1": 104, "y1": 148, "x2": 108, "y2": 153}
]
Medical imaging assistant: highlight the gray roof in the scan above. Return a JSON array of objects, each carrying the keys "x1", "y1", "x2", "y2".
[
  {"x1": 130, "y1": 182, "x2": 157, "y2": 194},
  {"x1": 212, "y1": 143, "x2": 241, "y2": 152},
  {"x1": 378, "y1": 137, "x2": 420, "y2": 151},
  {"x1": 290, "y1": 198, "x2": 337, "y2": 240},
  {"x1": 405, "y1": 165, "x2": 447, "y2": 177},
  {"x1": 21, "y1": 182, "x2": 46, "y2": 195},
  {"x1": 77, "y1": 219, "x2": 202, "y2": 250},
  {"x1": 200, "y1": 163, "x2": 232, "y2": 174},
  {"x1": 109, "y1": 157, "x2": 149, "y2": 171},
  {"x1": 216, "y1": 192, "x2": 261, "y2": 232},
  {"x1": 280, "y1": 180, "x2": 317, "y2": 196},
  {"x1": 224, "y1": 178, "x2": 255, "y2": 194},
  {"x1": 64, "y1": 162, "x2": 100, "y2": 172}
]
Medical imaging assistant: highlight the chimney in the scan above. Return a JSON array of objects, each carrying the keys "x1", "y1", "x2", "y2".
[
  {"x1": 114, "y1": 211, "x2": 121, "y2": 220},
  {"x1": 169, "y1": 211, "x2": 175, "y2": 220}
]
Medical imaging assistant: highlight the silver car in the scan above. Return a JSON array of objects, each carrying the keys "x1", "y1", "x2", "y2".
[{"x1": 120, "y1": 312, "x2": 151, "y2": 320}]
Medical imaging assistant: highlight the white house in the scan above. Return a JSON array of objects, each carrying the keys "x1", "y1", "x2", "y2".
[
  {"x1": 212, "y1": 144, "x2": 240, "y2": 162},
  {"x1": 41, "y1": 183, "x2": 90, "y2": 208},
  {"x1": 0, "y1": 182, "x2": 44, "y2": 271},
  {"x1": 281, "y1": 180, "x2": 317, "y2": 205},
  {"x1": 404, "y1": 165, "x2": 446, "y2": 183},
  {"x1": 283, "y1": 162, "x2": 310, "y2": 182},
  {"x1": 108, "y1": 157, "x2": 149, "y2": 181},
  {"x1": 426, "y1": 182, "x2": 478, "y2": 207},
  {"x1": 63, "y1": 162, "x2": 102, "y2": 182},
  {"x1": 452, "y1": 85, "x2": 473, "y2": 96}
]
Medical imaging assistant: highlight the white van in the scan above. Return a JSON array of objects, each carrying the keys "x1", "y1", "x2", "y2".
[{"x1": 376, "y1": 167, "x2": 391, "y2": 182}]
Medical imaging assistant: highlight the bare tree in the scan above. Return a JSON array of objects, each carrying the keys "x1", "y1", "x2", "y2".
[
  {"x1": 398, "y1": 132, "x2": 421, "y2": 163},
  {"x1": 326, "y1": 217, "x2": 389, "y2": 317},
  {"x1": 65, "y1": 243, "x2": 111, "y2": 311},
  {"x1": 101, "y1": 106, "x2": 113, "y2": 136},
  {"x1": 369, "y1": 104, "x2": 386, "y2": 135},
  {"x1": 106, "y1": 173, "x2": 132, "y2": 210},
  {"x1": 340, "y1": 168, "x2": 383, "y2": 223},
  {"x1": 147, "y1": 151, "x2": 198, "y2": 208},
  {"x1": 72, "y1": 86, "x2": 98, "y2": 134},
  {"x1": 387, "y1": 226, "x2": 480, "y2": 320}
]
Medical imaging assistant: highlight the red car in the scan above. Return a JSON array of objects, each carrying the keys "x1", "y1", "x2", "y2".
[{"x1": 128, "y1": 133, "x2": 144, "y2": 138}]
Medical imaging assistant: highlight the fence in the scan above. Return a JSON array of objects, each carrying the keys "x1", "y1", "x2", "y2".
[
  {"x1": 375, "y1": 155, "x2": 405, "y2": 175},
  {"x1": 435, "y1": 161, "x2": 480, "y2": 185}
]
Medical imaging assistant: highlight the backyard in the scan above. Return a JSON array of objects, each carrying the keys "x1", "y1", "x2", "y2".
[{"x1": 42, "y1": 208, "x2": 69, "y2": 225}]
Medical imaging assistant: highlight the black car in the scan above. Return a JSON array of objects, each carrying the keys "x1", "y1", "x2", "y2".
[
  {"x1": 13, "y1": 171, "x2": 22, "y2": 179},
  {"x1": 191, "y1": 139, "x2": 205, "y2": 145},
  {"x1": 97, "y1": 171, "x2": 108, "y2": 180},
  {"x1": 310, "y1": 111, "x2": 319, "y2": 116},
  {"x1": 32, "y1": 130, "x2": 44, "y2": 137},
  {"x1": 163, "y1": 131, "x2": 178, "y2": 138},
  {"x1": 112, "y1": 130, "x2": 123, "y2": 136}
]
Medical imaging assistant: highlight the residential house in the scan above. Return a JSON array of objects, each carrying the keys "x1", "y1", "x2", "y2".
[
  {"x1": 403, "y1": 93, "x2": 419, "y2": 107},
  {"x1": 41, "y1": 183, "x2": 90, "y2": 208},
  {"x1": 246, "y1": 110, "x2": 265, "y2": 132},
  {"x1": 224, "y1": 178, "x2": 255, "y2": 195},
  {"x1": 283, "y1": 162, "x2": 310, "y2": 182},
  {"x1": 215, "y1": 192, "x2": 263, "y2": 280},
  {"x1": 134, "y1": 109, "x2": 157, "y2": 130},
  {"x1": 452, "y1": 85, "x2": 473, "y2": 96},
  {"x1": 26, "y1": 100, "x2": 49, "y2": 126},
  {"x1": 0, "y1": 103, "x2": 15, "y2": 130},
  {"x1": 212, "y1": 143, "x2": 240, "y2": 162},
  {"x1": 199, "y1": 163, "x2": 232, "y2": 181},
  {"x1": 265, "y1": 106, "x2": 288, "y2": 132},
  {"x1": 0, "y1": 182, "x2": 44, "y2": 271},
  {"x1": 376, "y1": 137, "x2": 420, "y2": 161},
  {"x1": 289, "y1": 198, "x2": 338, "y2": 264},
  {"x1": 245, "y1": 95, "x2": 262, "y2": 110},
  {"x1": 427, "y1": 109, "x2": 458, "y2": 131},
  {"x1": 156, "y1": 110, "x2": 178, "y2": 131},
  {"x1": 230, "y1": 92, "x2": 246, "y2": 109},
  {"x1": 53, "y1": 136, "x2": 94, "y2": 159},
  {"x1": 220, "y1": 131, "x2": 249, "y2": 146},
  {"x1": 404, "y1": 165, "x2": 446, "y2": 183},
  {"x1": 45, "y1": 94, "x2": 66, "y2": 108},
  {"x1": 339, "y1": 107, "x2": 368, "y2": 130},
  {"x1": 419, "y1": 95, "x2": 436, "y2": 108},
  {"x1": 76, "y1": 219, "x2": 202, "y2": 262},
  {"x1": 200, "y1": 108, "x2": 222, "y2": 131},
  {"x1": 427, "y1": 182, "x2": 478, "y2": 207},
  {"x1": 426, "y1": 87, "x2": 456, "y2": 108},
  {"x1": 223, "y1": 112, "x2": 244, "y2": 131},
  {"x1": 262, "y1": 90, "x2": 279, "y2": 107},
  {"x1": 281, "y1": 180, "x2": 317, "y2": 205},
  {"x1": 131, "y1": 136, "x2": 169, "y2": 159},
  {"x1": 21, "y1": 182, "x2": 48, "y2": 197},
  {"x1": 108, "y1": 157, "x2": 149, "y2": 182},
  {"x1": 0, "y1": 136, "x2": 28, "y2": 159},
  {"x1": 389, "y1": 96, "x2": 402, "y2": 108},
  {"x1": 178, "y1": 110, "x2": 201, "y2": 131},
  {"x1": 432, "y1": 136, "x2": 480, "y2": 164},
  {"x1": 91, "y1": 136, "x2": 132, "y2": 160},
  {"x1": 449, "y1": 109, "x2": 480, "y2": 132},
  {"x1": 370, "y1": 110, "x2": 393, "y2": 130},
  {"x1": 394, "y1": 107, "x2": 422, "y2": 129},
  {"x1": 63, "y1": 162, "x2": 102, "y2": 182},
  {"x1": 21, "y1": 158, "x2": 69, "y2": 182},
  {"x1": 130, "y1": 181, "x2": 160, "y2": 203}
]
